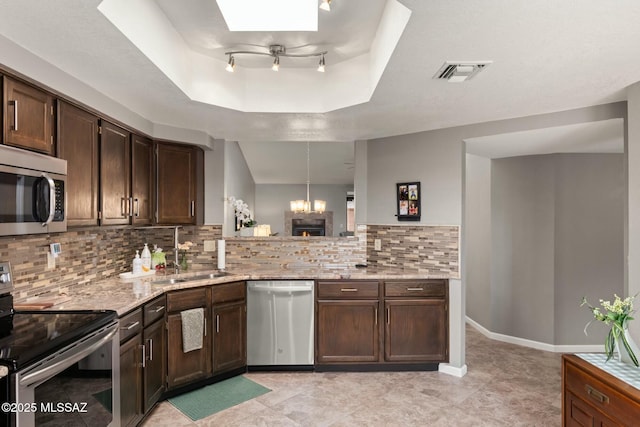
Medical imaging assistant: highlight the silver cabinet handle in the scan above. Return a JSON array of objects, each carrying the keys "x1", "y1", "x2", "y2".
[
  {"x1": 11, "y1": 99, "x2": 18, "y2": 131},
  {"x1": 191, "y1": 201, "x2": 195, "y2": 217},
  {"x1": 407, "y1": 287, "x2": 424, "y2": 291},
  {"x1": 374, "y1": 308, "x2": 378, "y2": 326},
  {"x1": 386, "y1": 308, "x2": 390, "y2": 325},
  {"x1": 135, "y1": 198, "x2": 140, "y2": 217},
  {"x1": 140, "y1": 344, "x2": 146, "y2": 368},
  {"x1": 147, "y1": 338, "x2": 153, "y2": 362},
  {"x1": 129, "y1": 197, "x2": 134, "y2": 217},
  {"x1": 121, "y1": 197, "x2": 127, "y2": 217},
  {"x1": 341, "y1": 288, "x2": 358, "y2": 292},
  {"x1": 121, "y1": 320, "x2": 140, "y2": 330},
  {"x1": 216, "y1": 314, "x2": 220, "y2": 333},
  {"x1": 204, "y1": 317, "x2": 207, "y2": 337},
  {"x1": 151, "y1": 305, "x2": 165, "y2": 314}
]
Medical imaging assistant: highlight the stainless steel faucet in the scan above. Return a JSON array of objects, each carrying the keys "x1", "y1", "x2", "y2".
[{"x1": 173, "y1": 225, "x2": 182, "y2": 274}]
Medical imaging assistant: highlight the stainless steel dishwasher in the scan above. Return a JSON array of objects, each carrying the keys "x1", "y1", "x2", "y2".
[{"x1": 247, "y1": 280, "x2": 314, "y2": 368}]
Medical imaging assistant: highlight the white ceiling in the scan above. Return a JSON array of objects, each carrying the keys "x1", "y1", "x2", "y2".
[{"x1": 0, "y1": 0, "x2": 637, "y2": 181}]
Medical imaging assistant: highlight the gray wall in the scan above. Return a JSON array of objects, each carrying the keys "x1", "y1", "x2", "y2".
[
  {"x1": 466, "y1": 153, "x2": 624, "y2": 345},
  {"x1": 554, "y1": 154, "x2": 624, "y2": 344},
  {"x1": 491, "y1": 156, "x2": 556, "y2": 343},
  {"x1": 255, "y1": 184, "x2": 354, "y2": 236},
  {"x1": 223, "y1": 141, "x2": 256, "y2": 236},
  {"x1": 366, "y1": 131, "x2": 463, "y2": 225},
  {"x1": 204, "y1": 140, "x2": 225, "y2": 225},
  {"x1": 464, "y1": 154, "x2": 492, "y2": 327}
]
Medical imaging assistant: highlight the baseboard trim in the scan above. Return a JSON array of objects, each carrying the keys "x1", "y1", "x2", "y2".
[
  {"x1": 466, "y1": 317, "x2": 604, "y2": 353},
  {"x1": 438, "y1": 363, "x2": 467, "y2": 377}
]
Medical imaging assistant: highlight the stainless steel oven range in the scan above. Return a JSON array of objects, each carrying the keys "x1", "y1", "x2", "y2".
[{"x1": 0, "y1": 262, "x2": 119, "y2": 427}]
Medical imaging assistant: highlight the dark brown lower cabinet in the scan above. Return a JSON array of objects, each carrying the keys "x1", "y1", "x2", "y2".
[
  {"x1": 166, "y1": 287, "x2": 211, "y2": 390},
  {"x1": 385, "y1": 299, "x2": 447, "y2": 362},
  {"x1": 119, "y1": 334, "x2": 143, "y2": 427},
  {"x1": 212, "y1": 301, "x2": 246, "y2": 374},
  {"x1": 316, "y1": 300, "x2": 379, "y2": 363},
  {"x1": 143, "y1": 319, "x2": 165, "y2": 412},
  {"x1": 316, "y1": 279, "x2": 449, "y2": 367}
]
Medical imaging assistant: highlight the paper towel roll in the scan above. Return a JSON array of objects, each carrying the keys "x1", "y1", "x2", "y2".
[{"x1": 217, "y1": 239, "x2": 226, "y2": 270}]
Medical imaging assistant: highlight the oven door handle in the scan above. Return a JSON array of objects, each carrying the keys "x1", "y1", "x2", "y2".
[{"x1": 18, "y1": 321, "x2": 118, "y2": 388}]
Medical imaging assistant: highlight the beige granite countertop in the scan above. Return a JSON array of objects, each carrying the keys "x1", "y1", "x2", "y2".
[{"x1": 36, "y1": 266, "x2": 456, "y2": 316}]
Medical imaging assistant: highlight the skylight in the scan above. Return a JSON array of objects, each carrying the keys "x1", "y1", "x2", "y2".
[{"x1": 216, "y1": 0, "x2": 318, "y2": 31}]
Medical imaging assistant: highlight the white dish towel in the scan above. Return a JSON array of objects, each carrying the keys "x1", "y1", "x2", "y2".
[{"x1": 181, "y1": 307, "x2": 204, "y2": 353}]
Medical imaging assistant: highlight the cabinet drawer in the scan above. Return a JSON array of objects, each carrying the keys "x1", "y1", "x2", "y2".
[
  {"x1": 144, "y1": 295, "x2": 166, "y2": 325},
  {"x1": 564, "y1": 358, "x2": 640, "y2": 426},
  {"x1": 384, "y1": 280, "x2": 446, "y2": 298},
  {"x1": 166, "y1": 287, "x2": 207, "y2": 312},
  {"x1": 317, "y1": 281, "x2": 379, "y2": 299},
  {"x1": 212, "y1": 281, "x2": 245, "y2": 304},
  {"x1": 119, "y1": 308, "x2": 142, "y2": 343}
]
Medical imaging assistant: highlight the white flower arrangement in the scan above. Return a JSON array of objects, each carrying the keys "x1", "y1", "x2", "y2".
[{"x1": 227, "y1": 196, "x2": 256, "y2": 227}]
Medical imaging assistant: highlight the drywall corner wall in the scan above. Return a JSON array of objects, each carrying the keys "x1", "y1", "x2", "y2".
[
  {"x1": 204, "y1": 139, "x2": 225, "y2": 225},
  {"x1": 554, "y1": 154, "x2": 624, "y2": 345},
  {"x1": 491, "y1": 155, "x2": 556, "y2": 343},
  {"x1": 464, "y1": 154, "x2": 492, "y2": 327},
  {"x1": 223, "y1": 141, "x2": 255, "y2": 237}
]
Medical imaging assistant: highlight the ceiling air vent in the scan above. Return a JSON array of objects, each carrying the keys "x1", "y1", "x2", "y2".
[{"x1": 434, "y1": 61, "x2": 492, "y2": 83}]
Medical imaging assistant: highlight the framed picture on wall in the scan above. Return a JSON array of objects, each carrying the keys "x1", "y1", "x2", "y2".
[{"x1": 396, "y1": 182, "x2": 421, "y2": 221}]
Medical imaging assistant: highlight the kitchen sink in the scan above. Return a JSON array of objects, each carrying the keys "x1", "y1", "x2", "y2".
[
  {"x1": 151, "y1": 278, "x2": 188, "y2": 285},
  {"x1": 152, "y1": 271, "x2": 228, "y2": 285}
]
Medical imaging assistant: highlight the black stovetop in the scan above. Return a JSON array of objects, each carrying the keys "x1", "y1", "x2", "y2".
[{"x1": 0, "y1": 308, "x2": 117, "y2": 371}]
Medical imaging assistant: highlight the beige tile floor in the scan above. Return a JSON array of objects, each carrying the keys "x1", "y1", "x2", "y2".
[{"x1": 142, "y1": 325, "x2": 562, "y2": 426}]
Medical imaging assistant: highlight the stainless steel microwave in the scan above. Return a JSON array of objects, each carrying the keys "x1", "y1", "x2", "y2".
[{"x1": 0, "y1": 144, "x2": 67, "y2": 236}]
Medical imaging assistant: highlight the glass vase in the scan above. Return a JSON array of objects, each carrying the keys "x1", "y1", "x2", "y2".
[
  {"x1": 614, "y1": 326, "x2": 640, "y2": 367},
  {"x1": 179, "y1": 251, "x2": 188, "y2": 271}
]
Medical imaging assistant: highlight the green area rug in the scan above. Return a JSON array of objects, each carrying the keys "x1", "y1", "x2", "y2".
[
  {"x1": 168, "y1": 376, "x2": 271, "y2": 421},
  {"x1": 92, "y1": 388, "x2": 112, "y2": 413}
]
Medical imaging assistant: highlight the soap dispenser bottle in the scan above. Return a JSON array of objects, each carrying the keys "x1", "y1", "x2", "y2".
[
  {"x1": 141, "y1": 243, "x2": 152, "y2": 271},
  {"x1": 132, "y1": 250, "x2": 142, "y2": 275}
]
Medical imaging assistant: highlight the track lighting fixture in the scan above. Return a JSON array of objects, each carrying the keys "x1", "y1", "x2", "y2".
[
  {"x1": 224, "y1": 44, "x2": 327, "y2": 73},
  {"x1": 317, "y1": 54, "x2": 325, "y2": 73},
  {"x1": 225, "y1": 55, "x2": 235, "y2": 72},
  {"x1": 319, "y1": 0, "x2": 331, "y2": 12}
]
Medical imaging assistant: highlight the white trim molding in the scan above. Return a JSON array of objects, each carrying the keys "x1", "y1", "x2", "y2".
[
  {"x1": 439, "y1": 363, "x2": 468, "y2": 377},
  {"x1": 466, "y1": 317, "x2": 604, "y2": 353}
]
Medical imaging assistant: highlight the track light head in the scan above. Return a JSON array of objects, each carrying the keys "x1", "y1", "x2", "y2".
[
  {"x1": 225, "y1": 55, "x2": 235, "y2": 73},
  {"x1": 272, "y1": 56, "x2": 280, "y2": 71},
  {"x1": 319, "y1": 0, "x2": 331, "y2": 12},
  {"x1": 317, "y1": 55, "x2": 325, "y2": 73}
]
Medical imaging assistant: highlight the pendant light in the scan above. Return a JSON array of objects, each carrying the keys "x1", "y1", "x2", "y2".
[{"x1": 290, "y1": 142, "x2": 326, "y2": 213}]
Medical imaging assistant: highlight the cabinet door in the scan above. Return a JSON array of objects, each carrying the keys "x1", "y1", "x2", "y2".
[
  {"x1": 143, "y1": 319, "x2": 165, "y2": 413},
  {"x1": 120, "y1": 335, "x2": 143, "y2": 427},
  {"x1": 213, "y1": 301, "x2": 246, "y2": 374},
  {"x1": 384, "y1": 299, "x2": 448, "y2": 362},
  {"x1": 166, "y1": 312, "x2": 209, "y2": 389},
  {"x1": 57, "y1": 101, "x2": 100, "y2": 226},
  {"x1": 156, "y1": 142, "x2": 200, "y2": 224},
  {"x1": 564, "y1": 391, "x2": 618, "y2": 427},
  {"x1": 100, "y1": 121, "x2": 131, "y2": 225},
  {"x1": 131, "y1": 134, "x2": 154, "y2": 225},
  {"x1": 316, "y1": 300, "x2": 379, "y2": 363},
  {"x1": 3, "y1": 77, "x2": 54, "y2": 154}
]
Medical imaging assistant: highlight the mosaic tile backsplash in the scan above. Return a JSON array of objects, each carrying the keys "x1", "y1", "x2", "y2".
[{"x1": 0, "y1": 224, "x2": 458, "y2": 302}]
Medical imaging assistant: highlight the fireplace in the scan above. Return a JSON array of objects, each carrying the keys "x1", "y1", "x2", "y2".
[
  {"x1": 285, "y1": 211, "x2": 333, "y2": 236},
  {"x1": 292, "y1": 218, "x2": 326, "y2": 236}
]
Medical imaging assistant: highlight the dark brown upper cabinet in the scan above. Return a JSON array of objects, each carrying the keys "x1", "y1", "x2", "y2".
[
  {"x1": 3, "y1": 76, "x2": 55, "y2": 155},
  {"x1": 100, "y1": 121, "x2": 131, "y2": 225},
  {"x1": 57, "y1": 101, "x2": 100, "y2": 226},
  {"x1": 156, "y1": 142, "x2": 204, "y2": 225},
  {"x1": 131, "y1": 134, "x2": 154, "y2": 225}
]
